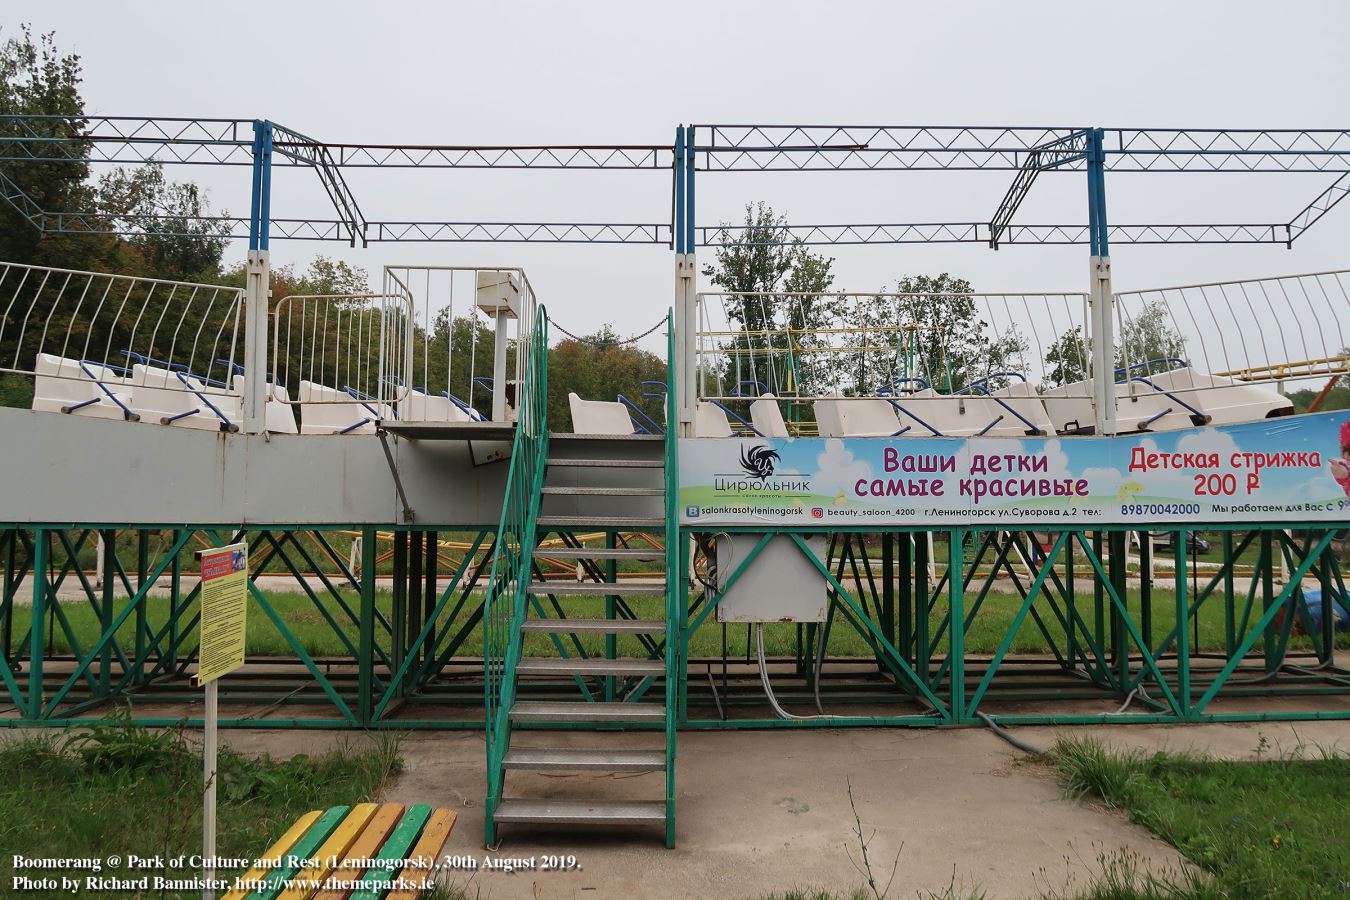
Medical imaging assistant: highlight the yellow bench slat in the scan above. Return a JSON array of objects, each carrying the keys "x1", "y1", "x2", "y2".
[
  {"x1": 311, "y1": 802, "x2": 405, "y2": 900},
  {"x1": 276, "y1": 802, "x2": 380, "y2": 900},
  {"x1": 222, "y1": 810, "x2": 324, "y2": 900}
]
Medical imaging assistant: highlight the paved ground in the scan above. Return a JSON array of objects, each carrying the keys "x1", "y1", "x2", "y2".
[{"x1": 221, "y1": 721, "x2": 1336, "y2": 900}]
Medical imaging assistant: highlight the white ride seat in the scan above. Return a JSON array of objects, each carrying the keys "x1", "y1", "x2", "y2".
[
  {"x1": 837, "y1": 398, "x2": 906, "y2": 437},
  {"x1": 813, "y1": 398, "x2": 845, "y2": 437},
  {"x1": 1042, "y1": 380, "x2": 1097, "y2": 434},
  {"x1": 1113, "y1": 379, "x2": 1200, "y2": 433},
  {"x1": 398, "y1": 390, "x2": 474, "y2": 423},
  {"x1": 1141, "y1": 368, "x2": 1293, "y2": 426},
  {"x1": 32, "y1": 353, "x2": 134, "y2": 421},
  {"x1": 750, "y1": 393, "x2": 789, "y2": 438},
  {"x1": 130, "y1": 364, "x2": 239, "y2": 431},
  {"x1": 298, "y1": 381, "x2": 388, "y2": 435},
  {"x1": 1044, "y1": 376, "x2": 1209, "y2": 435},
  {"x1": 986, "y1": 382, "x2": 1056, "y2": 436},
  {"x1": 896, "y1": 389, "x2": 1000, "y2": 437},
  {"x1": 694, "y1": 401, "x2": 734, "y2": 437},
  {"x1": 230, "y1": 375, "x2": 298, "y2": 434},
  {"x1": 568, "y1": 392, "x2": 636, "y2": 436}
]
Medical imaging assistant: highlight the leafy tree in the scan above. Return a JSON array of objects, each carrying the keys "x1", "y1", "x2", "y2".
[
  {"x1": 546, "y1": 326, "x2": 667, "y2": 432},
  {"x1": 1117, "y1": 300, "x2": 1187, "y2": 375},
  {"x1": 0, "y1": 26, "x2": 103, "y2": 268},
  {"x1": 886, "y1": 273, "x2": 1027, "y2": 393},
  {"x1": 96, "y1": 163, "x2": 229, "y2": 280},
  {"x1": 1044, "y1": 325, "x2": 1090, "y2": 387},
  {"x1": 701, "y1": 202, "x2": 835, "y2": 396},
  {"x1": 1043, "y1": 302, "x2": 1187, "y2": 390}
]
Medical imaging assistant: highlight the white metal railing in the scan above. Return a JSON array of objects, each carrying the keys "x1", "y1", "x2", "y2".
[
  {"x1": 0, "y1": 260, "x2": 246, "y2": 426},
  {"x1": 270, "y1": 292, "x2": 416, "y2": 413},
  {"x1": 694, "y1": 290, "x2": 1092, "y2": 401},
  {"x1": 382, "y1": 265, "x2": 537, "y2": 422},
  {"x1": 1115, "y1": 269, "x2": 1350, "y2": 386}
]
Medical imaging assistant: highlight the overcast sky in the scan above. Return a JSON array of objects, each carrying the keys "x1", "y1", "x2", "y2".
[{"x1": 18, "y1": 1, "x2": 1350, "y2": 363}]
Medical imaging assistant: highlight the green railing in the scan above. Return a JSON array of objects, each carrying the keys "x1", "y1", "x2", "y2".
[
  {"x1": 483, "y1": 306, "x2": 550, "y2": 835},
  {"x1": 662, "y1": 308, "x2": 678, "y2": 848}
]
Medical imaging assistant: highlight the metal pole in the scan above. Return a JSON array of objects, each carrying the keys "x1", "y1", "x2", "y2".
[
  {"x1": 949, "y1": 529, "x2": 965, "y2": 723},
  {"x1": 492, "y1": 309, "x2": 510, "y2": 422},
  {"x1": 201, "y1": 678, "x2": 218, "y2": 900},
  {"x1": 243, "y1": 120, "x2": 273, "y2": 434},
  {"x1": 29, "y1": 528, "x2": 46, "y2": 720},
  {"x1": 1086, "y1": 128, "x2": 1116, "y2": 436}
]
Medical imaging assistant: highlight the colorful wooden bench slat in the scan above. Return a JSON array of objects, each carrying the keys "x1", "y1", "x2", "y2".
[
  {"x1": 222, "y1": 810, "x2": 324, "y2": 900},
  {"x1": 235, "y1": 800, "x2": 457, "y2": 900},
  {"x1": 277, "y1": 802, "x2": 380, "y2": 900},
  {"x1": 346, "y1": 804, "x2": 434, "y2": 900},
  {"x1": 312, "y1": 803, "x2": 406, "y2": 900},
  {"x1": 247, "y1": 805, "x2": 351, "y2": 900},
  {"x1": 384, "y1": 808, "x2": 458, "y2": 900}
]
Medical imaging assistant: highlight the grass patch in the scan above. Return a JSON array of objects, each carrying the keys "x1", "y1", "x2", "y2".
[
  {"x1": 0, "y1": 706, "x2": 403, "y2": 898},
  {"x1": 1050, "y1": 735, "x2": 1350, "y2": 899},
  {"x1": 12, "y1": 584, "x2": 1346, "y2": 668}
]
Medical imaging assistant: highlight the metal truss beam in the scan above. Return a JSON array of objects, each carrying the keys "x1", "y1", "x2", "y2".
[
  {"x1": 320, "y1": 144, "x2": 673, "y2": 169},
  {"x1": 366, "y1": 221, "x2": 671, "y2": 243},
  {"x1": 0, "y1": 116, "x2": 256, "y2": 165},
  {"x1": 691, "y1": 125, "x2": 1087, "y2": 171},
  {"x1": 1107, "y1": 129, "x2": 1350, "y2": 173},
  {"x1": 272, "y1": 123, "x2": 367, "y2": 245},
  {"x1": 695, "y1": 222, "x2": 1293, "y2": 246},
  {"x1": 1286, "y1": 172, "x2": 1350, "y2": 244},
  {"x1": 989, "y1": 130, "x2": 1091, "y2": 247}
]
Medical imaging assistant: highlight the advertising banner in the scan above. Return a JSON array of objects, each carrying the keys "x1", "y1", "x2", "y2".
[{"x1": 679, "y1": 411, "x2": 1350, "y2": 527}]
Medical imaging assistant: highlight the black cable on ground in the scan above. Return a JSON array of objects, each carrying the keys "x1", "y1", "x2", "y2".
[{"x1": 974, "y1": 711, "x2": 1047, "y2": 755}]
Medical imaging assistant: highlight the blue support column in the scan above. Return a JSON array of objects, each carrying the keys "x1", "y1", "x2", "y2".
[
  {"x1": 1085, "y1": 128, "x2": 1116, "y2": 435},
  {"x1": 243, "y1": 120, "x2": 274, "y2": 434}
]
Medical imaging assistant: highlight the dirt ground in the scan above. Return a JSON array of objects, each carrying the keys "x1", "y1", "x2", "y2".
[{"x1": 216, "y1": 718, "x2": 1346, "y2": 900}]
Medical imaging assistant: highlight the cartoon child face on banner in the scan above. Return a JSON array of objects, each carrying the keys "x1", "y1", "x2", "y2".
[{"x1": 1332, "y1": 419, "x2": 1350, "y2": 498}]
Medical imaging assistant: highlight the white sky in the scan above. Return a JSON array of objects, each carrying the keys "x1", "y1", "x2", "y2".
[{"x1": 19, "y1": 1, "x2": 1350, "y2": 361}]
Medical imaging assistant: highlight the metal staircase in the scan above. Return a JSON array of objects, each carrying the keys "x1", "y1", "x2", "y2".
[{"x1": 484, "y1": 311, "x2": 678, "y2": 848}]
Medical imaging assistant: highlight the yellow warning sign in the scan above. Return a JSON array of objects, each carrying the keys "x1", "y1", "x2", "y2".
[{"x1": 197, "y1": 542, "x2": 248, "y2": 685}]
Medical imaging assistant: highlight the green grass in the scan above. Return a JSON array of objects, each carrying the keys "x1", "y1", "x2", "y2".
[
  {"x1": 8, "y1": 579, "x2": 1344, "y2": 669},
  {"x1": 1049, "y1": 735, "x2": 1350, "y2": 899},
  {"x1": 0, "y1": 706, "x2": 403, "y2": 899}
]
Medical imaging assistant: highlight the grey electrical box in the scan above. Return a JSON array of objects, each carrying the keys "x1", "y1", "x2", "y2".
[{"x1": 715, "y1": 533, "x2": 828, "y2": 624}]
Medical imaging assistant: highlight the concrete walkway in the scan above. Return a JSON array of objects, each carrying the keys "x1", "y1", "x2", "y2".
[{"x1": 220, "y1": 726, "x2": 1216, "y2": 900}]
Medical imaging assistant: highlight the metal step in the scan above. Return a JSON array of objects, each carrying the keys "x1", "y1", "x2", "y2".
[
  {"x1": 502, "y1": 747, "x2": 665, "y2": 772},
  {"x1": 521, "y1": 618, "x2": 666, "y2": 634},
  {"x1": 537, "y1": 515, "x2": 664, "y2": 529},
  {"x1": 494, "y1": 798, "x2": 666, "y2": 825},
  {"x1": 550, "y1": 433, "x2": 663, "y2": 442},
  {"x1": 541, "y1": 486, "x2": 664, "y2": 496},
  {"x1": 533, "y1": 546, "x2": 664, "y2": 561},
  {"x1": 527, "y1": 580, "x2": 665, "y2": 596},
  {"x1": 509, "y1": 700, "x2": 665, "y2": 724},
  {"x1": 517, "y1": 657, "x2": 665, "y2": 677},
  {"x1": 546, "y1": 458, "x2": 663, "y2": 469}
]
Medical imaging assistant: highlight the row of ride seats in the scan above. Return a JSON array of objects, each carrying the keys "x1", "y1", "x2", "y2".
[
  {"x1": 31, "y1": 353, "x2": 489, "y2": 435},
  {"x1": 567, "y1": 371, "x2": 1293, "y2": 439}
]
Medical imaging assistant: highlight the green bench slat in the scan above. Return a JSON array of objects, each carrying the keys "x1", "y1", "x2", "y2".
[
  {"x1": 348, "y1": 803, "x2": 434, "y2": 900},
  {"x1": 247, "y1": 805, "x2": 350, "y2": 900}
]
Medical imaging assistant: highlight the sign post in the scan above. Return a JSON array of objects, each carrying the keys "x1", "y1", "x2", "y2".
[{"x1": 195, "y1": 542, "x2": 248, "y2": 900}]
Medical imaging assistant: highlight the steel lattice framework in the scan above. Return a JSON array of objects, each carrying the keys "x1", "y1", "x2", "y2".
[{"x1": 1, "y1": 117, "x2": 1348, "y2": 248}]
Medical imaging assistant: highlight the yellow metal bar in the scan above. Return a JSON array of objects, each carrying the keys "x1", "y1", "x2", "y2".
[{"x1": 1216, "y1": 355, "x2": 1350, "y2": 381}]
